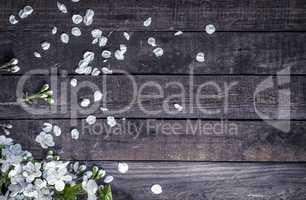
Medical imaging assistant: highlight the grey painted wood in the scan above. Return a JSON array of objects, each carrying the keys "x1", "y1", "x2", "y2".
[
  {"x1": 4, "y1": 119, "x2": 306, "y2": 161},
  {"x1": 1, "y1": 0, "x2": 306, "y2": 31},
  {"x1": 1, "y1": 31, "x2": 306, "y2": 75},
  {"x1": 0, "y1": 75, "x2": 303, "y2": 119},
  {"x1": 88, "y1": 161, "x2": 306, "y2": 200}
]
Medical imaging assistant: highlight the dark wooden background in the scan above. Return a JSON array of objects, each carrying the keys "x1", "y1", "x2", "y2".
[{"x1": 1, "y1": 0, "x2": 306, "y2": 199}]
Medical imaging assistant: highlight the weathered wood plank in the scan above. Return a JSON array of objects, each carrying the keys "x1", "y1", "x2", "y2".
[
  {"x1": 0, "y1": 75, "x2": 303, "y2": 119},
  {"x1": 76, "y1": 162, "x2": 306, "y2": 199},
  {"x1": 1, "y1": 31, "x2": 306, "y2": 75},
  {"x1": 1, "y1": 0, "x2": 306, "y2": 31},
  {"x1": 4, "y1": 119, "x2": 306, "y2": 161}
]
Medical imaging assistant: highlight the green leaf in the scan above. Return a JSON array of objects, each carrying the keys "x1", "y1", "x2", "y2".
[
  {"x1": 98, "y1": 185, "x2": 112, "y2": 200},
  {"x1": 54, "y1": 183, "x2": 83, "y2": 200}
]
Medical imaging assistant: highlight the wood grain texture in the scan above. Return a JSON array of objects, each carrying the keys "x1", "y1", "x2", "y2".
[
  {"x1": 0, "y1": 75, "x2": 303, "y2": 119},
  {"x1": 4, "y1": 119, "x2": 306, "y2": 161},
  {"x1": 82, "y1": 161, "x2": 306, "y2": 200},
  {"x1": 1, "y1": 0, "x2": 306, "y2": 31},
  {"x1": 1, "y1": 31, "x2": 306, "y2": 75}
]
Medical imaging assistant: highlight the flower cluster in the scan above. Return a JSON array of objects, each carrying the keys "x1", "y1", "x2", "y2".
[{"x1": 0, "y1": 135, "x2": 112, "y2": 200}]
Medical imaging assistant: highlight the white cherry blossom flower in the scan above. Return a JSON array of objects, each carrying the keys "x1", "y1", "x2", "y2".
[
  {"x1": 143, "y1": 17, "x2": 152, "y2": 27},
  {"x1": 82, "y1": 179, "x2": 98, "y2": 200},
  {"x1": 22, "y1": 162, "x2": 42, "y2": 182},
  {"x1": 35, "y1": 132, "x2": 55, "y2": 149}
]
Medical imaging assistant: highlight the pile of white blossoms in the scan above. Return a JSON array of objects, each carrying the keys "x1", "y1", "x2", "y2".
[{"x1": 0, "y1": 135, "x2": 112, "y2": 200}]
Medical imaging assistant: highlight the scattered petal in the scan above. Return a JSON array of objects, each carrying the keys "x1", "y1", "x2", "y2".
[
  {"x1": 148, "y1": 37, "x2": 156, "y2": 47},
  {"x1": 120, "y1": 44, "x2": 127, "y2": 54},
  {"x1": 143, "y1": 17, "x2": 152, "y2": 27},
  {"x1": 9, "y1": 15, "x2": 18, "y2": 24},
  {"x1": 19, "y1": 6, "x2": 34, "y2": 19},
  {"x1": 34, "y1": 52, "x2": 42, "y2": 58},
  {"x1": 104, "y1": 175, "x2": 113, "y2": 184},
  {"x1": 52, "y1": 26, "x2": 58, "y2": 35},
  {"x1": 72, "y1": 0, "x2": 80, "y2": 2},
  {"x1": 72, "y1": 14, "x2": 83, "y2": 24},
  {"x1": 107, "y1": 116, "x2": 116, "y2": 127},
  {"x1": 101, "y1": 50, "x2": 111, "y2": 59},
  {"x1": 71, "y1": 129, "x2": 80, "y2": 140},
  {"x1": 71, "y1": 27, "x2": 82, "y2": 36},
  {"x1": 196, "y1": 52, "x2": 205, "y2": 62},
  {"x1": 91, "y1": 29, "x2": 102, "y2": 38},
  {"x1": 41, "y1": 42, "x2": 51, "y2": 51},
  {"x1": 60, "y1": 33, "x2": 70, "y2": 44},
  {"x1": 100, "y1": 107, "x2": 109, "y2": 112},
  {"x1": 174, "y1": 31, "x2": 183, "y2": 36},
  {"x1": 101, "y1": 67, "x2": 112, "y2": 74},
  {"x1": 94, "y1": 91, "x2": 103, "y2": 102},
  {"x1": 153, "y1": 47, "x2": 163, "y2": 57},
  {"x1": 57, "y1": 2, "x2": 68, "y2": 13},
  {"x1": 98, "y1": 36, "x2": 108, "y2": 47},
  {"x1": 205, "y1": 24, "x2": 216, "y2": 35},
  {"x1": 70, "y1": 78, "x2": 78, "y2": 87},
  {"x1": 118, "y1": 162, "x2": 128, "y2": 174},
  {"x1": 174, "y1": 103, "x2": 183, "y2": 112},
  {"x1": 83, "y1": 9, "x2": 94, "y2": 26},
  {"x1": 123, "y1": 32, "x2": 130, "y2": 40},
  {"x1": 83, "y1": 51, "x2": 95, "y2": 62},
  {"x1": 80, "y1": 98, "x2": 90, "y2": 107},
  {"x1": 86, "y1": 115, "x2": 96, "y2": 125},
  {"x1": 114, "y1": 50, "x2": 124, "y2": 60},
  {"x1": 151, "y1": 184, "x2": 162, "y2": 195},
  {"x1": 53, "y1": 125, "x2": 61, "y2": 136}
]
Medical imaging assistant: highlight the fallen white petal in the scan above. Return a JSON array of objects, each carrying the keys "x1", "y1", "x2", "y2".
[
  {"x1": 205, "y1": 24, "x2": 216, "y2": 35},
  {"x1": 118, "y1": 162, "x2": 129, "y2": 174},
  {"x1": 60, "y1": 33, "x2": 70, "y2": 43},
  {"x1": 100, "y1": 107, "x2": 109, "y2": 112},
  {"x1": 104, "y1": 175, "x2": 113, "y2": 184},
  {"x1": 83, "y1": 51, "x2": 95, "y2": 62},
  {"x1": 80, "y1": 98, "x2": 91, "y2": 107},
  {"x1": 143, "y1": 17, "x2": 152, "y2": 27},
  {"x1": 153, "y1": 47, "x2": 163, "y2": 57},
  {"x1": 107, "y1": 116, "x2": 116, "y2": 127},
  {"x1": 52, "y1": 26, "x2": 58, "y2": 35},
  {"x1": 71, "y1": 129, "x2": 80, "y2": 140},
  {"x1": 151, "y1": 184, "x2": 162, "y2": 195},
  {"x1": 19, "y1": 6, "x2": 34, "y2": 19},
  {"x1": 91, "y1": 29, "x2": 102, "y2": 38},
  {"x1": 72, "y1": 0, "x2": 80, "y2": 2},
  {"x1": 72, "y1": 14, "x2": 83, "y2": 24},
  {"x1": 71, "y1": 27, "x2": 82, "y2": 36},
  {"x1": 174, "y1": 31, "x2": 183, "y2": 36},
  {"x1": 101, "y1": 50, "x2": 111, "y2": 59},
  {"x1": 83, "y1": 9, "x2": 94, "y2": 26},
  {"x1": 9, "y1": 15, "x2": 18, "y2": 24},
  {"x1": 42, "y1": 122, "x2": 53, "y2": 133},
  {"x1": 148, "y1": 37, "x2": 156, "y2": 47},
  {"x1": 41, "y1": 42, "x2": 51, "y2": 50},
  {"x1": 123, "y1": 32, "x2": 130, "y2": 40},
  {"x1": 34, "y1": 52, "x2": 42, "y2": 58},
  {"x1": 98, "y1": 36, "x2": 108, "y2": 47},
  {"x1": 70, "y1": 79, "x2": 78, "y2": 87},
  {"x1": 102, "y1": 67, "x2": 112, "y2": 74},
  {"x1": 94, "y1": 91, "x2": 103, "y2": 102},
  {"x1": 114, "y1": 50, "x2": 124, "y2": 60},
  {"x1": 174, "y1": 103, "x2": 183, "y2": 112},
  {"x1": 57, "y1": 2, "x2": 68, "y2": 13},
  {"x1": 196, "y1": 52, "x2": 205, "y2": 62},
  {"x1": 53, "y1": 125, "x2": 61, "y2": 136},
  {"x1": 120, "y1": 44, "x2": 127, "y2": 54},
  {"x1": 86, "y1": 115, "x2": 96, "y2": 125}
]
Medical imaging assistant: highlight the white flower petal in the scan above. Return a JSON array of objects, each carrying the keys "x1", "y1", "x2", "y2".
[
  {"x1": 43, "y1": 122, "x2": 53, "y2": 132},
  {"x1": 41, "y1": 41, "x2": 51, "y2": 51},
  {"x1": 80, "y1": 98, "x2": 91, "y2": 107},
  {"x1": 71, "y1": 27, "x2": 82, "y2": 36},
  {"x1": 53, "y1": 125, "x2": 61, "y2": 136},
  {"x1": 196, "y1": 52, "x2": 205, "y2": 62},
  {"x1": 83, "y1": 9, "x2": 94, "y2": 26},
  {"x1": 72, "y1": 14, "x2": 83, "y2": 24},
  {"x1": 57, "y1": 2, "x2": 68, "y2": 13},
  {"x1": 153, "y1": 47, "x2": 163, "y2": 57},
  {"x1": 19, "y1": 6, "x2": 34, "y2": 19},
  {"x1": 9, "y1": 15, "x2": 18, "y2": 24},
  {"x1": 123, "y1": 32, "x2": 130, "y2": 40},
  {"x1": 98, "y1": 36, "x2": 108, "y2": 47},
  {"x1": 114, "y1": 50, "x2": 124, "y2": 60},
  {"x1": 60, "y1": 33, "x2": 70, "y2": 44},
  {"x1": 34, "y1": 51, "x2": 41, "y2": 58},
  {"x1": 205, "y1": 24, "x2": 216, "y2": 35},
  {"x1": 118, "y1": 162, "x2": 128, "y2": 174},
  {"x1": 107, "y1": 116, "x2": 116, "y2": 127},
  {"x1": 101, "y1": 67, "x2": 112, "y2": 74},
  {"x1": 174, "y1": 103, "x2": 183, "y2": 112},
  {"x1": 70, "y1": 78, "x2": 78, "y2": 87},
  {"x1": 52, "y1": 26, "x2": 58, "y2": 35},
  {"x1": 104, "y1": 175, "x2": 113, "y2": 184},
  {"x1": 148, "y1": 37, "x2": 156, "y2": 47},
  {"x1": 91, "y1": 68, "x2": 100, "y2": 76},
  {"x1": 86, "y1": 115, "x2": 96, "y2": 125},
  {"x1": 91, "y1": 29, "x2": 102, "y2": 38},
  {"x1": 83, "y1": 51, "x2": 95, "y2": 62},
  {"x1": 143, "y1": 17, "x2": 152, "y2": 27},
  {"x1": 151, "y1": 184, "x2": 162, "y2": 194},
  {"x1": 101, "y1": 50, "x2": 111, "y2": 59},
  {"x1": 55, "y1": 180, "x2": 65, "y2": 191},
  {"x1": 94, "y1": 91, "x2": 103, "y2": 102},
  {"x1": 71, "y1": 129, "x2": 80, "y2": 140},
  {"x1": 174, "y1": 31, "x2": 183, "y2": 36}
]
